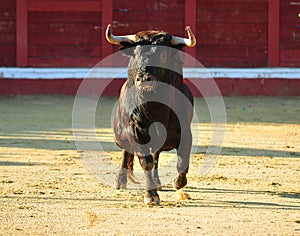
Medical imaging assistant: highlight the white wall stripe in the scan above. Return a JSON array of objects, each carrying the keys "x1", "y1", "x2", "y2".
[{"x1": 0, "y1": 67, "x2": 299, "y2": 79}]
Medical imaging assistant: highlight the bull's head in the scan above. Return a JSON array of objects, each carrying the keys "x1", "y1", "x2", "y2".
[{"x1": 105, "y1": 25, "x2": 196, "y2": 92}]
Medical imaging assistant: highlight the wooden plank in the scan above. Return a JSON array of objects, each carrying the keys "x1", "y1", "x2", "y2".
[
  {"x1": 116, "y1": 11, "x2": 184, "y2": 23},
  {"x1": 28, "y1": 0, "x2": 101, "y2": 12},
  {"x1": 196, "y1": 32, "x2": 267, "y2": 46},
  {"x1": 197, "y1": 56, "x2": 267, "y2": 67},
  {"x1": 28, "y1": 57, "x2": 100, "y2": 67},
  {"x1": 280, "y1": 14, "x2": 300, "y2": 22},
  {"x1": 26, "y1": 6, "x2": 102, "y2": 67},
  {"x1": 195, "y1": 0, "x2": 269, "y2": 67},
  {"x1": 197, "y1": 22, "x2": 268, "y2": 37},
  {"x1": 185, "y1": 0, "x2": 196, "y2": 34},
  {"x1": 262, "y1": 79, "x2": 291, "y2": 96},
  {"x1": 185, "y1": 0, "x2": 197, "y2": 64},
  {"x1": 114, "y1": 0, "x2": 184, "y2": 11},
  {"x1": 28, "y1": 22, "x2": 101, "y2": 34},
  {"x1": 0, "y1": 0, "x2": 16, "y2": 8},
  {"x1": 196, "y1": 0, "x2": 268, "y2": 12},
  {"x1": 16, "y1": 0, "x2": 28, "y2": 67},
  {"x1": 0, "y1": 0, "x2": 16, "y2": 66},
  {"x1": 280, "y1": 50, "x2": 300, "y2": 65},
  {"x1": 0, "y1": 21, "x2": 16, "y2": 33},
  {"x1": 113, "y1": 1, "x2": 185, "y2": 34},
  {"x1": 279, "y1": 27, "x2": 300, "y2": 37},
  {"x1": 112, "y1": 22, "x2": 184, "y2": 35},
  {"x1": 197, "y1": 45, "x2": 267, "y2": 58},
  {"x1": 279, "y1": 1, "x2": 300, "y2": 54},
  {"x1": 268, "y1": 0, "x2": 280, "y2": 67},
  {"x1": 0, "y1": 34, "x2": 16, "y2": 44},
  {"x1": 29, "y1": 32, "x2": 100, "y2": 45},
  {"x1": 28, "y1": 11, "x2": 100, "y2": 23},
  {"x1": 0, "y1": 45, "x2": 16, "y2": 54},
  {"x1": 197, "y1": 11, "x2": 268, "y2": 23},
  {"x1": 0, "y1": 45, "x2": 16, "y2": 66},
  {"x1": 280, "y1": 1, "x2": 300, "y2": 15},
  {"x1": 233, "y1": 79, "x2": 263, "y2": 96},
  {"x1": 1, "y1": 78, "x2": 299, "y2": 96},
  {"x1": 0, "y1": 9, "x2": 16, "y2": 20},
  {"x1": 101, "y1": 0, "x2": 113, "y2": 61},
  {"x1": 29, "y1": 45, "x2": 101, "y2": 57},
  {"x1": 114, "y1": 8, "x2": 184, "y2": 14}
]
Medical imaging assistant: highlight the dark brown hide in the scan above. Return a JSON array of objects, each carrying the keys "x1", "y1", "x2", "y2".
[{"x1": 111, "y1": 28, "x2": 194, "y2": 204}]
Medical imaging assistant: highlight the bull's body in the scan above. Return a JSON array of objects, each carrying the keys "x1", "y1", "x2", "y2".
[{"x1": 106, "y1": 25, "x2": 196, "y2": 204}]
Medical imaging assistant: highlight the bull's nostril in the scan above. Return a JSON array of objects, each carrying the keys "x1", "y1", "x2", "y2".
[{"x1": 142, "y1": 76, "x2": 151, "y2": 82}]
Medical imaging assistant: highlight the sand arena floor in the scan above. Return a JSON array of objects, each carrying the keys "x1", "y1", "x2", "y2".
[{"x1": 0, "y1": 96, "x2": 299, "y2": 235}]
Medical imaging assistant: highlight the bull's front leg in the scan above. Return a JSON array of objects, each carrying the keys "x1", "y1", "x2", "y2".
[
  {"x1": 173, "y1": 129, "x2": 192, "y2": 190},
  {"x1": 152, "y1": 152, "x2": 162, "y2": 190},
  {"x1": 138, "y1": 154, "x2": 160, "y2": 205},
  {"x1": 116, "y1": 149, "x2": 134, "y2": 189}
]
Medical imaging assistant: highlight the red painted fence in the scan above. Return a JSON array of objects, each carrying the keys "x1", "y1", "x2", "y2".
[
  {"x1": 0, "y1": 0, "x2": 299, "y2": 96},
  {"x1": 1, "y1": 68, "x2": 299, "y2": 96},
  {"x1": 1, "y1": 0, "x2": 300, "y2": 68}
]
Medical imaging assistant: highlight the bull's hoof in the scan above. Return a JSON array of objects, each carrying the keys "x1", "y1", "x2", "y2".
[
  {"x1": 144, "y1": 190, "x2": 160, "y2": 205},
  {"x1": 172, "y1": 175, "x2": 187, "y2": 190},
  {"x1": 116, "y1": 181, "x2": 127, "y2": 190},
  {"x1": 116, "y1": 170, "x2": 127, "y2": 190},
  {"x1": 153, "y1": 196, "x2": 160, "y2": 205},
  {"x1": 144, "y1": 195, "x2": 160, "y2": 205}
]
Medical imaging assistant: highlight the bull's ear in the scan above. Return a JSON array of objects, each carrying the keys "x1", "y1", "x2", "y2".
[{"x1": 120, "y1": 42, "x2": 136, "y2": 56}]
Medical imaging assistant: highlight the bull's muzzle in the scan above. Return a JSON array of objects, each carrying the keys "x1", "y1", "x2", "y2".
[
  {"x1": 135, "y1": 75, "x2": 157, "y2": 92},
  {"x1": 137, "y1": 74, "x2": 152, "y2": 83}
]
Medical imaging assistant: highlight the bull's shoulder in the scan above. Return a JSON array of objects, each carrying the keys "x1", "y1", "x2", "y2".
[{"x1": 181, "y1": 83, "x2": 194, "y2": 106}]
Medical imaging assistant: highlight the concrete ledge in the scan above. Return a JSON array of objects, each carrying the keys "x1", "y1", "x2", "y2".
[{"x1": 1, "y1": 67, "x2": 300, "y2": 79}]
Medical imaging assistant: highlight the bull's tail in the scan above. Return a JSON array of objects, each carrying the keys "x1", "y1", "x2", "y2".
[{"x1": 127, "y1": 170, "x2": 140, "y2": 184}]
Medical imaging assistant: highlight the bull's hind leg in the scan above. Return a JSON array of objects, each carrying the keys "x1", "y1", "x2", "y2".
[
  {"x1": 116, "y1": 150, "x2": 134, "y2": 189},
  {"x1": 173, "y1": 130, "x2": 192, "y2": 190},
  {"x1": 138, "y1": 154, "x2": 160, "y2": 205},
  {"x1": 152, "y1": 152, "x2": 162, "y2": 190}
]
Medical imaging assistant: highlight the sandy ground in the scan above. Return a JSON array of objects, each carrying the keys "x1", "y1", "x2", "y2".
[{"x1": 0, "y1": 95, "x2": 299, "y2": 235}]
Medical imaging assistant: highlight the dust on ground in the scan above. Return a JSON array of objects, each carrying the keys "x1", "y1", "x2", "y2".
[{"x1": 0, "y1": 96, "x2": 299, "y2": 235}]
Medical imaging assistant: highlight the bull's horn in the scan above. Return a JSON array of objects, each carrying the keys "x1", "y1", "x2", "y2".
[
  {"x1": 171, "y1": 26, "x2": 196, "y2": 47},
  {"x1": 105, "y1": 24, "x2": 136, "y2": 45}
]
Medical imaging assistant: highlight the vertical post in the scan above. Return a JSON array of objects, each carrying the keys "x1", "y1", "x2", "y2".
[
  {"x1": 185, "y1": 0, "x2": 197, "y2": 65},
  {"x1": 16, "y1": 0, "x2": 28, "y2": 67},
  {"x1": 268, "y1": 0, "x2": 280, "y2": 67},
  {"x1": 101, "y1": 0, "x2": 113, "y2": 62}
]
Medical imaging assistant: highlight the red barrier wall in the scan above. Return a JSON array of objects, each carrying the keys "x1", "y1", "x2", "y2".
[
  {"x1": 1, "y1": 78, "x2": 299, "y2": 97},
  {"x1": 1, "y1": 0, "x2": 300, "y2": 68}
]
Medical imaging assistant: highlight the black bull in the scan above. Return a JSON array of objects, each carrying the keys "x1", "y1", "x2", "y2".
[{"x1": 106, "y1": 25, "x2": 196, "y2": 204}]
